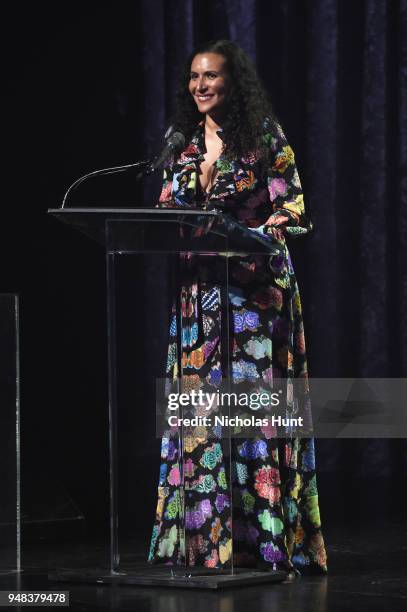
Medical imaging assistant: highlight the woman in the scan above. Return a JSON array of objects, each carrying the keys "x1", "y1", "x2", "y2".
[{"x1": 148, "y1": 39, "x2": 327, "y2": 574}]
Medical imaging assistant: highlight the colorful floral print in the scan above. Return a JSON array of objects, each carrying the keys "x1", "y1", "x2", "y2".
[{"x1": 148, "y1": 120, "x2": 327, "y2": 574}]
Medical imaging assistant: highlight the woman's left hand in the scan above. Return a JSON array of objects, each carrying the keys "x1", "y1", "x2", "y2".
[
  {"x1": 264, "y1": 213, "x2": 289, "y2": 240},
  {"x1": 264, "y1": 212, "x2": 289, "y2": 226}
]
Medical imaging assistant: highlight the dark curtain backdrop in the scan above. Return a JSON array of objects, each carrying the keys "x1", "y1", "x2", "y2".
[{"x1": 1, "y1": 0, "x2": 406, "y2": 534}]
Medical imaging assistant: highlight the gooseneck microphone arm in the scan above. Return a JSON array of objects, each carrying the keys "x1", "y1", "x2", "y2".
[
  {"x1": 61, "y1": 160, "x2": 150, "y2": 208},
  {"x1": 60, "y1": 130, "x2": 185, "y2": 209}
]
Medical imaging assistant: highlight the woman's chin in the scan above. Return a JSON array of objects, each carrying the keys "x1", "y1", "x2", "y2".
[{"x1": 196, "y1": 102, "x2": 215, "y2": 113}]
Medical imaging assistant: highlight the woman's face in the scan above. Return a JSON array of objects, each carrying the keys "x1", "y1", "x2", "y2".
[{"x1": 189, "y1": 52, "x2": 229, "y2": 118}]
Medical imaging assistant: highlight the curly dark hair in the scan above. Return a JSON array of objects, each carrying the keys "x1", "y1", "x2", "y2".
[{"x1": 170, "y1": 39, "x2": 278, "y2": 161}]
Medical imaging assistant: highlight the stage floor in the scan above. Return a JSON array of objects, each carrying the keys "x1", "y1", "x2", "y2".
[{"x1": 1, "y1": 522, "x2": 406, "y2": 611}]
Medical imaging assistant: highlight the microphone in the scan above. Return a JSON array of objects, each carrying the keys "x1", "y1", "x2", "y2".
[
  {"x1": 148, "y1": 131, "x2": 185, "y2": 173},
  {"x1": 60, "y1": 129, "x2": 185, "y2": 208},
  {"x1": 61, "y1": 159, "x2": 149, "y2": 208}
]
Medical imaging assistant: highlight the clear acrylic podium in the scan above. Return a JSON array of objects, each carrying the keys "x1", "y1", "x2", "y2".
[
  {"x1": 0, "y1": 294, "x2": 20, "y2": 574},
  {"x1": 47, "y1": 207, "x2": 287, "y2": 589}
]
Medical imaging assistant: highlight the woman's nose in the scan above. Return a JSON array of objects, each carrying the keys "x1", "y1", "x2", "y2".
[{"x1": 197, "y1": 77, "x2": 207, "y2": 91}]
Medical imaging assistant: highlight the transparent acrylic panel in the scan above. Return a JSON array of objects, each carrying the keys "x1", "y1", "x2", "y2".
[
  {"x1": 47, "y1": 208, "x2": 289, "y2": 586},
  {"x1": 48, "y1": 208, "x2": 280, "y2": 256},
  {"x1": 166, "y1": 252, "x2": 233, "y2": 574},
  {"x1": 104, "y1": 216, "x2": 283, "y2": 579},
  {"x1": 105, "y1": 218, "x2": 236, "y2": 577},
  {"x1": 0, "y1": 294, "x2": 20, "y2": 573}
]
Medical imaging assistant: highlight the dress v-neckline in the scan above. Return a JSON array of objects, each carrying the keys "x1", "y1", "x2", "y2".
[
  {"x1": 197, "y1": 161, "x2": 219, "y2": 196},
  {"x1": 194, "y1": 122, "x2": 224, "y2": 197}
]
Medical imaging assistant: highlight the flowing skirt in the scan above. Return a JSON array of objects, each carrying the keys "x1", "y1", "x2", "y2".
[{"x1": 148, "y1": 246, "x2": 327, "y2": 573}]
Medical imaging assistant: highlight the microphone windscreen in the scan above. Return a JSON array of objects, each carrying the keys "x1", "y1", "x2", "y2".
[
  {"x1": 164, "y1": 125, "x2": 175, "y2": 140},
  {"x1": 169, "y1": 131, "x2": 185, "y2": 149}
]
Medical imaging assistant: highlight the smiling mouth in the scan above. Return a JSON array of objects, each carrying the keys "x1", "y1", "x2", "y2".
[{"x1": 196, "y1": 94, "x2": 214, "y2": 101}]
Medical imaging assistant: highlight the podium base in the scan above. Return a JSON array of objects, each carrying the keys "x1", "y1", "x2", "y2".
[{"x1": 48, "y1": 566, "x2": 287, "y2": 589}]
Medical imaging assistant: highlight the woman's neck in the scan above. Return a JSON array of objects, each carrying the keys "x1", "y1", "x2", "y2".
[{"x1": 204, "y1": 113, "x2": 223, "y2": 135}]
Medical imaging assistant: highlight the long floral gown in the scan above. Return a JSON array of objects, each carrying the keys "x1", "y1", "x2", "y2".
[{"x1": 148, "y1": 120, "x2": 328, "y2": 573}]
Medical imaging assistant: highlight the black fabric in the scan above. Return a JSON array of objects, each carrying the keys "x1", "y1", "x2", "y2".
[{"x1": 1, "y1": 1, "x2": 406, "y2": 529}]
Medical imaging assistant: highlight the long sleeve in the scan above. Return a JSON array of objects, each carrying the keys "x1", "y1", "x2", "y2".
[
  {"x1": 157, "y1": 163, "x2": 175, "y2": 207},
  {"x1": 265, "y1": 122, "x2": 312, "y2": 236}
]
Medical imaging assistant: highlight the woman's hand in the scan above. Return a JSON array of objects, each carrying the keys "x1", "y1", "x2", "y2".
[
  {"x1": 265, "y1": 212, "x2": 290, "y2": 227},
  {"x1": 264, "y1": 212, "x2": 289, "y2": 240}
]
